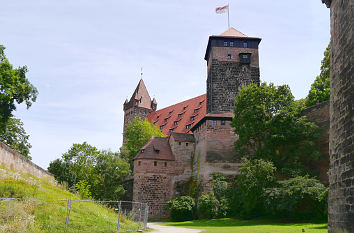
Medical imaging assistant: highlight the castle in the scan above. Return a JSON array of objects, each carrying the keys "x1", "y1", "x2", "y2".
[{"x1": 123, "y1": 27, "x2": 262, "y2": 218}]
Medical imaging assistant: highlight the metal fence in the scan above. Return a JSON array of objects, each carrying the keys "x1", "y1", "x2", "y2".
[{"x1": 0, "y1": 198, "x2": 148, "y2": 233}]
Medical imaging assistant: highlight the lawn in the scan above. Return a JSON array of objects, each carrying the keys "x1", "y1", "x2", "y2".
[{"x1": 160, "y1": 218, "x2": 328, "y2": 233}]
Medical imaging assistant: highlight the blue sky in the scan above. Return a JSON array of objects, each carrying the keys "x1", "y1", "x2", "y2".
[{"x1": 1, "y1": 0, "x2": 330, "y2": 169}]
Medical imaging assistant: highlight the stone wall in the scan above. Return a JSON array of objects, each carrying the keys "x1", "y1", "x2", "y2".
[
  {"x1": 193, "y1": 119, "x2": 241, "y2": 192},
  {"x1": 0, "y1": 141, "x2": 52, "y2": 178},
  {"x1": 325, "y1": 0, "x2": 354, "y2": 232},
  {"x1": 123, "y1": 106, "x2": 153, "y2": 141},
  {"x1": 302, "y1": 101, "x2": 330, "y2": 185}
]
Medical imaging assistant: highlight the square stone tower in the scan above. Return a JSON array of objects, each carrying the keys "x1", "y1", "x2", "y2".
[{"x1": 205, "y1": 27, "x2": 261, "y2": 113}]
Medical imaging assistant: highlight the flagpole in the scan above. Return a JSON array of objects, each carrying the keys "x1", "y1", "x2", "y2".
[{"x1": 228, "y1": 2, "x2": 230, "y2": 29}]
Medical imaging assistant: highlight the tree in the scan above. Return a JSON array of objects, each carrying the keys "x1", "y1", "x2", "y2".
[
  {"x1": 121, "y1": 117, "x2": 165, "y2": 165},
  {"x1": 305, "y1": 44, "x2": 330, "y2": 107},
  {"x1": 48, "y1": 142, "x2": 130, "y2": 200},
  {"x1": 0, "y1": 45, "x2": 38, "y2": 131},
  {"x1": 0, "y1": 117, "x2": 32, "y2": 159},
  {"x1": 231, "y1": 82, "x2": 322, "y2": 178}
]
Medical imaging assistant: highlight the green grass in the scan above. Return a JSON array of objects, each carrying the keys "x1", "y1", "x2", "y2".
[
  {"x1": 160, "y1": 218, "x2": 328, "y2": 233},
  {"x1": 0, "y1": 166, "x2": 140, "y2": 233}
]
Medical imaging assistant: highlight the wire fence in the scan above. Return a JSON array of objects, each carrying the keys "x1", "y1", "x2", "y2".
[{"x1": 0, "y1": 198, "x2": 148, "y2": 233}]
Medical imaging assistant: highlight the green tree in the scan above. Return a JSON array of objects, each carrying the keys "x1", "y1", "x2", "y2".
[
  {"x1": 231, "y1": 82, "x2": 322, "y2": 177},
  {"x1": 0, "y1": 45, "x2": 38, "y2": 131},
  {"x1": 233, "y1": 159, "x2": 277, "y2": 218},
  {"x1": 305, "y1": 44, "x2": 330, "y2": 107},
  {"x1": 0, "y1": 117, "x2": 32, "y2": 159},
  {"x1": 48, "y1": 142, "x2": 130, "y2": 200},
  {"x1": 121, "y1": 117, "x2": 165, "y2": 164}
]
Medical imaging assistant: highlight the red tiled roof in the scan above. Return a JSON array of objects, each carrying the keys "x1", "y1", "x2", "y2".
[
  {"x1": 147, "y1": 94, "x2": 206, "y2": 136},
  {"x1": 219, "y1": 27, "x2": 248, "y2": 38},
  {"x1": 134, "y1": 137, "x2": 174, "y2": 161}
]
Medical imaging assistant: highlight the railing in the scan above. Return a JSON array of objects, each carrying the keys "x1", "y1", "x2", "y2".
[{"x1": 0, "y1": 198, "x2": 148, "y2": 233}]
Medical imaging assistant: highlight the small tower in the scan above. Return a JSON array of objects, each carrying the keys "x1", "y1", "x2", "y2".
[
  {"x1": 123, "y1": 79, "x2": 157, "y2": 141},
  {"x1": 205, "y1": 27, "x2": 261, "y2": 113}
]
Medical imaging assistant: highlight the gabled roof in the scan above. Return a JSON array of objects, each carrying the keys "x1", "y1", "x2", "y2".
[
  {"x1": 147, "y1": 94, "x2": 206, "y2": 136},
  {"x1": 126, "y1": 79, "x2": 153, "y2": 109},
  {"x1": 134, "y1": 137, "x2": 174, "y2": 161},
  {"x1": 220, "y1": 27, "x2": 248, "y2": 37},
  {"x1": 170, "y1": 132, "x2": 195, "y2": 142}
]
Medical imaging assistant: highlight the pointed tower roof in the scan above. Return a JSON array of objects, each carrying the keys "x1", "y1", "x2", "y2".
[
  {"x1": 220, "y1": 27, "x2": 248, "y2": 37},
  {"x1": 127, "y1": 79, "x2": 153, "y2": 109}
]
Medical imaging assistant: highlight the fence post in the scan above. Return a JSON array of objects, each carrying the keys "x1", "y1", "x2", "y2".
[
  {"x1": 116, "y1": 201, "x2": 122, "y2": 233},
  {"x1": 138, "y1": 202, "x2": 143, "y2": 231},
  {"x1": 144, "y1": 203, "x2": 149, "y2": 230},
  {"x1": 65, "y1": 199, "x2": 72, "y2": 233}
]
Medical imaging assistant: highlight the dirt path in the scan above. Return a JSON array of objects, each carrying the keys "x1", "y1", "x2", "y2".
[{"x1": 147, "y1": 223, "x2": 203, "y2": 233}]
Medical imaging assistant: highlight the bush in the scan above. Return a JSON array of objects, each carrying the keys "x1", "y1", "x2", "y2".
[
  {"x1": 166, "y1": 196, "x2": 195, "y2": 221},
  {"x1": 212, "y1": 173, "x2": 228, "y2": 201},
  {"x1": 233, "y1": 158, "x2": 277, "y2": 218},
  {"x1": 198, "y1": 193, "x2": 219, "y2": 219},
  {"x1": 263, "y1": 176, "x2": 327, "y2": 220}
]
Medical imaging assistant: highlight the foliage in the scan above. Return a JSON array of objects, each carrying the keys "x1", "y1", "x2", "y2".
[
  {"x1": 198, "y1": 193, "x2": 219, "y2": 219},
  {"x1": 75, "y1": 180, "x2": 92, "y2": 199},
  {"x1": 0, "y1": 178, "x2": 38, "y2": 198},
  {"x1": 48, "y1": 142, "x2": 130, "y2": 201},
  {"x1": 232, "y1": 82, "x2": 322, "y2": 178},
  {"x1": 0, "y1": 45, "x2": 38, "y2": 132},
  {"x1": 120, "y1": 117, "x2": 165, "y2": 166},
  {"x1": 263, "y1": 176, "x2": 327, "y2": 220},
  {"x1": 233, "y1": 159, "x2": 277, "y2": 218},
  {"x1": 306, "y1": 44, "x2": 330, "y2": 107},
  {"x1": 0, "y1": 117, "x2": 32, "y2": 159},
  {"x1": 166, "y1": 196, "x2": 195, "y2": 222},
  {"x1": 212, "y1": 173, "x2": 228, "y2": 201},
  {"x1": 160, "y1": 218, "x2": 327, "y2": 233}
]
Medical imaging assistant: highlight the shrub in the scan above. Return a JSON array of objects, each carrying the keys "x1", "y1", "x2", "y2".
[
  {"x1": 166, "y1": 196, "x2": 195, "y2": 221},
  {"x1": 198, "y1": 193, "x2": 219, "y2": 219},
  {"x1": 233, "y1": 158, "x2": 277, "y2": 218},
  {"x1": 263, "y1": 176, "x2": 327, "y2": 219},
  {"x1": 75, "y1": 180, "x2": 92, "y2": 199},
  {"x1": 212, "y1": 173, "x2": 228, "y2": 201}
]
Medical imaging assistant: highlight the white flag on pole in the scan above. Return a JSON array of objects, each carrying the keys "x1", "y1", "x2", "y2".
[{"x1": 216, "y1": 5, "x2": 229, "y2": 14}]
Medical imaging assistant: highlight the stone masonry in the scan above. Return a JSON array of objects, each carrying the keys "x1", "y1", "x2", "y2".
[{"x1": 323, "y1": 0, "x2": 354, "y2": 232}]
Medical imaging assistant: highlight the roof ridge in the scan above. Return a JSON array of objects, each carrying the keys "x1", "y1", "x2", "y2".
[{"x1": 154, "y1": 94, "x2": 206, "y2": 113}]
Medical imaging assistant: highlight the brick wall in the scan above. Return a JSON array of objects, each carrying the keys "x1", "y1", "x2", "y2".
[
  {"x1": 0, "y1": 141, "x2": 52, "y2": 178},
  {"x1": 326, "y1": 0, "x2": 354, "y2": 231}
]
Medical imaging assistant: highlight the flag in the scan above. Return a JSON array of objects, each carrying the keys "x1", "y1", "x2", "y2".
[{"x1": 216, "y1": 5, "x2": 229, "y2": 14}]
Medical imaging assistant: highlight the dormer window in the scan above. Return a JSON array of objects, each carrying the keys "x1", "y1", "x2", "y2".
[
  {"x1": 169, "y1": 111, "x2": 173, "y2": 115},
  {"x1": 160, "y1": 125, "x2": 164, "y2": 130},
  {"x1": 194, "y1": 108, "x2": 200, "y2": 113},
  {"x1": 178, "y1": 113, "x2": 184, "y2": 118},
  {"x1": 174, "y1": 121, "x2": 179, "y2": 126},
  {"x1": 190, "y1": 116, "x2": 196, "y2": 121},
  {"x1": 186, "y1": 124, "x2": 191, "y2": 129},
  {"x1": 170, "y1": 128, "x2": 174, "y2": 132},
  {"x1": 183, "y1": 106, "x2": 187, "y2": 110},
  {"x1": 141, "y1": 149, "x2": 145, "y2": 153},
  {"x1": 164, "y1": 118, "x2": 169, "y2": 123}
]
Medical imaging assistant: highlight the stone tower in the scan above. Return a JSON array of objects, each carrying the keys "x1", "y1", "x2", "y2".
[
  {"x1": 123, "y1": 79, "x2": 157, "y2": 141},
  {"x1": 322, "y1": 0, "x2": 354, "y2": 232},
  {"x1": 205, "y1": 27, "x2": 261, "y2": 113}
]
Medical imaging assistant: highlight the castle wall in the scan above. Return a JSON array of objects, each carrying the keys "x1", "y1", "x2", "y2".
[
  {"x1": 326, "y1": 0, "x2": 354, "y2": 231},
  {"x1": 0, "y1": 141, "x2": 52, "y2": 178},
  {"x1": 194, "y1": 119, "x2": 241, "y2": 192},
  {"x1": 123, "y1": 106, "x2": 153, "y2": 140},
  {"x1": 133, "y1": 159, "x2": 174, "y2": 219}
]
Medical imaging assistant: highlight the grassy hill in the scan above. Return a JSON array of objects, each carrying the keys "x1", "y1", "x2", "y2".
[{"x1": 0, "y1": 165, "x2": 140, "y2": 233}]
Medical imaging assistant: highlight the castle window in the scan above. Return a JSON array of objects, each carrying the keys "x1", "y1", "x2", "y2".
[
  {"x1": 230, "y1": 41, "x2": 234, "y2": 46},
  {"x1": 227, "y1": 54, "x2": 232, "y2": 59},
  {"x1": 221, "y1": 120, "x2": 226, "y2": 125},
  {"x1": 243, "y1": 42, "x2": 248, "y2": 48},
  {"x1": 194, "y1": 108, "x2": 200, "y2": 113},
  {"x1": 212, "y1": 120, "x2": 217, "y2": 126},
  {"x1": 186, "y1": 124, "x2": 191, "y2": 129},
  {"x1": 239, "y1": 53, "x2": 251, "y2": 64},
  {"x1": 178, "y1": 113, "x2": 184, "y2": 118},
  {"x1": 138, "y1": 161, "x2": 141, "y2": 166},
  {"x1": 174, "y1": 121, "x2": 179, "y2": 126},
  {"x1": 164, "y1": 162, "x2": 167, "y2": 167},
  {"x1": 224, "y1": 41, "x2": 228, "y2": 46},
  {"x1": 190, "y1": 116, "x2": 196, "y2": 121},
  {"x1": 154, "y1": 161, "x2": 157, "y2": 166},
  {"x1": 186, "y1": 143, "x2": 189, "y2": 147},
  {"x1": 160, "y1": 125, "x2": 164, "y2": 130}
]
